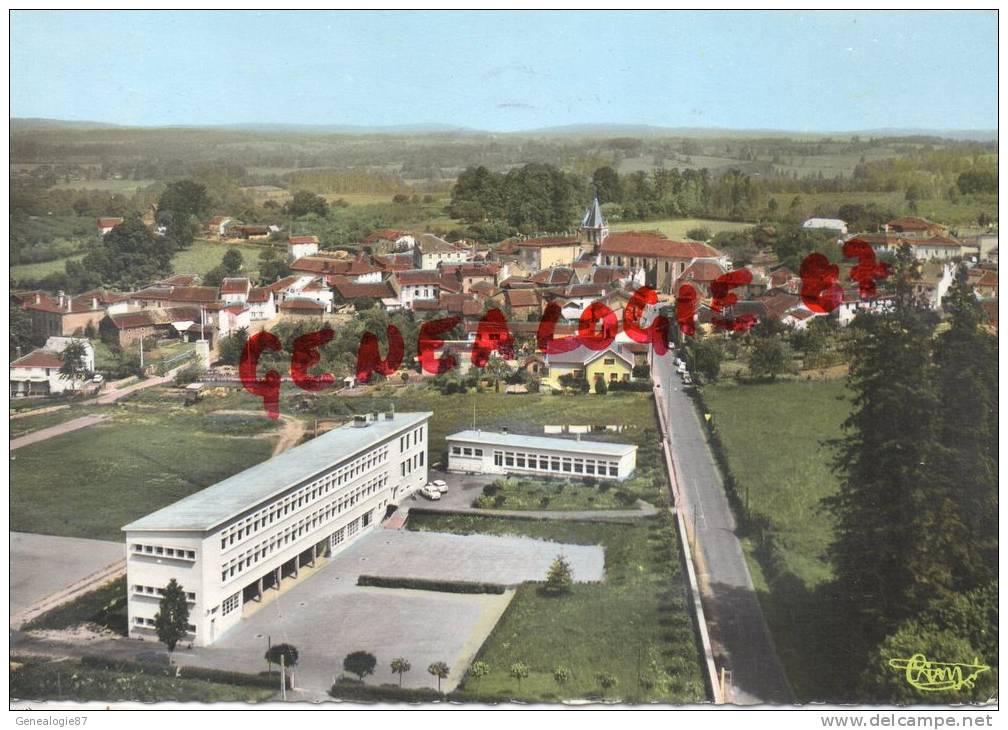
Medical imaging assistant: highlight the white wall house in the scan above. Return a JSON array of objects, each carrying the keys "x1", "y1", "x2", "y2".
[
  {"x1": 246, "y1": 288, "x2": 277, "y2": 321},
  {"x1": 446, "y1": 430, "x2": 637, "y2": 481},
  {"x1": 10, "y1": 339, "x2": 95, "y2": 397},
  {"x1": 288, "y1": 236, "x2": 320, "y2": 261},
  {"x1": 123, "y1": 411, "x2": 431, "y2": 647},
  {"x1": 219, "y1": 278, "x2": 251, "y2": 305}
]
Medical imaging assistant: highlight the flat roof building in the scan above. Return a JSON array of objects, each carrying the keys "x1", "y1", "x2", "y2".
[
  {"x1": 446, "y1": 430, "x2": 637, "y2": 481},
  {"x1": 122, "y1": 411, "x2": 431, "y2": 646}
]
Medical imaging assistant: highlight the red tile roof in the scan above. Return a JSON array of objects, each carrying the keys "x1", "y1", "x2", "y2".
[
  {"x1": 680, "y1": 260, "x2": 727, "y2": 284},
  {"x1": 247, "y1": 287, "x2": 273, "y2": 303},
  {"x1": 363, "y1": 229, "x2": 410, "y2": 244},
  {"x1": 97, "y1": 217, "x2": 123, "y2": 229},
  {"x1": 396, "y1": 269, "x2": 448, "y2": 287},
  {"x1": 374, "y1": 253, "x2": 414, "y2": 272},
  {"x1": 131, "y1": 286, "x2": 219, "y2": 304},
  {"x1": 531, "y1": 267, "x2": 575, "y2": 286},
  {"x1": 290, "y1": 256, "x2": 350, "y2": 275},
  {"x1": 288, "y1": 235, "x2": 319, "y2": 245},
  {"x1": 266, "y1": 275, "x2": 304, "y2": 292},
  {"x1": 280, "y1": 298, "x2": 326, "y2": 311},
  {"x1": 506, "y1": 289, "x2": 542, "y2": 309},
  {"x1": 10, "y1": 349, "x2": 64, "y2": 368},
  {"x1": 601, "y1": 232, "x2": 721, "y2": 259},
  {"x1": 886, "y1": 216, "x2": 942, "y2": 232},
  {"x1": 107, "y1": 306, "x2": 202, "y2": 329},
  {"x1": 329, "y1": 277, "x2": 397, "y2": 301},
  {"x1": 220, "y1": 277, "x2": 251, "y2": 295}
]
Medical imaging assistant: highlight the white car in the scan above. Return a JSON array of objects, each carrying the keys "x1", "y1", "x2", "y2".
[
  {"x1": 431, "y1": 479, "x2": 448, "y2": 493},
  {"x1": 420, "y1": 486, "x2": 442, "y2": 500}
]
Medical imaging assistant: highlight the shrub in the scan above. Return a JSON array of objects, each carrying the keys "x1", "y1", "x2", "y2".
[
  {"x1": 328, "y1": 676, "x2": 441, "y2": 702},
  {"x1": 356, "y1": 575, "x2": 506, "y2": 594},
  {"x1": 614, "y1": 490, "x2": 637, "y2": 507},
  {"x1": 493, "y1": 494, "x2": 507, "y2": 507}
]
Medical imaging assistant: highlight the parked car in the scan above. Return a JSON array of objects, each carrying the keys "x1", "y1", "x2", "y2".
[
  {"x1": 420, "y1": 486, "x2": 442, "y2": 501},
  {"x1": 431, "y1": 479, "x2": 448, "y2": 493}
]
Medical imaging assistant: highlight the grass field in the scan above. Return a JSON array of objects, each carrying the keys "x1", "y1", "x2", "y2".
[
  {"x1": 171, "y1": 238, "x2": 269, "y2": 277},
  {"x1": 610, "y1": 218, "x2": 752, "y2": 239},
  {"x1": 10, "y1": 656, "x2": 275, "y2": 703},
  {"x1": 24, "y1": 577, "x2": 127, "y2": 634},
  {"x1": 10, "y1": 253, "x2": 84, "y2": 280},
  {"x1": 408, "y1": 512, "x2": 706, "y2": 703},
  {"x1": 9, "y1": 405, "x2": 103, "y2": 439},
  {"x1": 9, "y1": 407, "x2": 275, "y2": 541},
  {"x1": 471, "y1": 475, "x2": 652, "y2": 511},
  {"x1": 700, "y1": 379, "x2": 851, "y2": 700},
  {"x1": 49, "y1": 179, "x2": 156, "y2": 193}
]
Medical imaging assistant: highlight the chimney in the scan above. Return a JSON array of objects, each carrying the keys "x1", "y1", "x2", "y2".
[
  {"x1": 57, "y1": 290, "x2": 65, "y2": 307},
  {"x1": 34, "y1": 293, "x2": 41, "y2": 305},
  {"x1": 92, "y1": 297, "x2": 99, "y2": 310},
  {"x1": 352, "y1": 414, "x2": 369, "y2": 428}
]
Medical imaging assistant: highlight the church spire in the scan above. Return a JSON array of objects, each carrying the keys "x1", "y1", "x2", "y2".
[{"x1": 580, "y1": 195, "x2": 608, "y2": 244}]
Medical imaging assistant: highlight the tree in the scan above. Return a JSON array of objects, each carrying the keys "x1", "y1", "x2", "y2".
[
  {"x1": 159, "y1": 180, "x2": 210, "y2": 250},
  {"x1": 258, "y1": 245, "x2": 290, "y2": 283},
  {"x1": 509, "y1": 661, "x2": 529, "y2": 692},
  {"x1": 930, "y1": 266, "x2": 998, "y2": 592},
  {"x1": 746, "y1": 335, "x2": 787, "y2": 380},
  {"x1": 154, "y1": 579, "x2": 190, "y2": 664},
  {"x1": 592, "y1": 166, "x2": 622, "y2": 204},
  {"x1": 593, "y1": 375, "x2": 608, "y2": 395},
  {"x1": 390, "y1": 657, "x2": 411, "y2": 687},
  {"x1": 427, "y1": 661, "x2": 450, "y2": 693},
  {"x1": 545, "y1": 554, "x2": 573, "y2": 595},
  {"x1": 595, "y1": 672, "x2": 618, "y2": 694},
  {"x1": 685, "y1": 226, "x2": 712, "y2": 241},
  {"x1": 553, "y1": 665, "x2": 571, "y2": 688},
  {"x1": 216, "y1": 327, "x2": 249, "y2": 366},
  {"x1": 343, "y1": 651, "x2": 377, "y2": 681},
  {"x1": 285, "y1": 190, "x2": 329, "y2": 217},
  {"x1": 10, "y1": 307, "x2": 34, "y2": 359},
  {"x1": 58, "y1": 339, "x2": 90, "y2": 391},
  {"x1": 467, "y1": 660, "x2": 490, "y2": 689},
  {"x1": 221, "y1": 248, "x2": 244, "y2": 276},
  {"x1": 686, "y1": 338, "x2": 723, "y2": 382},
  {"x1": 265, "y1": 643, "x2": 299, "y2": 685},
  {"x1": 81, "y1": 215, "x2": 174, "y2": 290},
  {"x1": 823, "y1": 245, "x2": 947, "y2": 665}
]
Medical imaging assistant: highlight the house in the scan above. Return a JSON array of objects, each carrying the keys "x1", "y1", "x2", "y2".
[
  {"x1": 676, "y1": 259, "x2": 728, "y2": 297},
  {"x1": 802, "y1": 218, "x2": 847, "y2": 235},
  {"x1": 542, "y1": 342, "x2": 635, "y2": 392},
  {"x1": 836, "y1": 289, "x2": 894, "y2": 326},
  {"x1": 20, "y1": 290, "x2": 118, "y2": 341},
  {"x1": 974, "y1": 270, "x2": 998, "y2": 299},
  {"x1": 373, "y1": 252, "x2": 415, "y2": 273},
  {"x1": 884, "y1": 217, "x2": 946, "y2": 237},
  {"x1": 99, "y1": 307, "x2": 206, "y2": 348},
  {"x1": 246, "y1": 287, "x2": 277, "y2": 321},
  {"x1": 363, "y1": 229, "x2": 415, "y2": 251},
  {"x1": 278, "y1": 298, "x2": 327, "y2": 319},
  {"x1": 415, "y1": 234, "x2": 470, "y2": 269},
  {"x1": 394, "y1": 270, "x2": 460, "y2": 309},
  {"x1": 329, "y1": 276, "x2": 402, "y2": 312},
  {"x1": 497, "y1": 288, "x2": 542, "y2": 321},
  {"x1": 219, "y1": 277, "x2": 251, "y2": 305},
  {"x1": 515, "y1": 236, "x2": 582, "y2": 271},
  {"x1": 97, "y1": 217, "x2": 124, "y2": 237},
  {"x1": 782, "y1": 307, "x2": 819, "y2": 331},
  {"x1": 128, "y1": 286, "x2": 218, "y2": 310},
  {"x1": 10, "y1": 348, "x2": 85, "y2": 397},
  {"x1": 530, "y1": 266, "x2": 576, "y2": 288},
  {"x1": 855, "y1": 233, "x2": 964, "y2": 261},
  {"x1": 229, "y1": 225, "x2": 271, "y2": 240},
  {"x1": 446, "y1": 430, "x2": 636, "y2": 481},
  {"x1": 980, "y1": 300, "x2": 998, "y2": 331},
  {"x1": 441, "y1": 262, "x2": 502, "y2": 293},
  {"x1": 767, "y1": 266, "x2": 800, "y2": 294},
  {"x1": 599, "y1": 232, "x2": 728, "y2": 294},
  {"x1": 206, "y1": 216, "x2": 233, "y2": 238},
  {"x1": 214, "y1": 304, "x2": 252, "y2": 337},
  {"x1": 287, "y1": 235, "x2": 320, "y2": 261}
]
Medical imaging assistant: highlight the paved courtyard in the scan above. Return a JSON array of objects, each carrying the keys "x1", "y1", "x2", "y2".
[
  {"x1": 10, "y1": 532, "x2": 125, "y2": 617},
  {"x1": 177, "y1": 526, "x2": 604, "y2": 697}
]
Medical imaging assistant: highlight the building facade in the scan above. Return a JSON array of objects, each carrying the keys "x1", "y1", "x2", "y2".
[
  {"x1": 122, "y1": 411, "x2": 431, "y2": 647},
  {"x1": 446, "y1": 430, "x2": 637, "y2": 481}
]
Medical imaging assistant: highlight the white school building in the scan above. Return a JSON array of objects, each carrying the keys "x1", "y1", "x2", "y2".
[
  {"x1": 122, "y1": 411, "x2": 431, "y2": 647},
  {"x1": 445, "y1": 430, "x2": 637, "y2": 481}
]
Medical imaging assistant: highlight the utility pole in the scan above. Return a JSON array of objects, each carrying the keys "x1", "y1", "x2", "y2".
[
  {"x1": 280, "y1": 654, "x2": 286, "y2": 701},
  {"x1": 139, "y1": 335, "x2": 144, "y2": 369}
]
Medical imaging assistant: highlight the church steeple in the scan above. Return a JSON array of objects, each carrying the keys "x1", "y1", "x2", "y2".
[{"x1": 580, "y1": 195, "x2": 608, "y2": 245}]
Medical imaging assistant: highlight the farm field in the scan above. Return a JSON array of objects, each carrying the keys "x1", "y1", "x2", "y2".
[
  {"x1": 408, "y1": 512, "x2": 706, "y2": 703},
  {"x1": 171, "y1": 238, "x2": 269, "y2": 278},
  {"x1": 10, "y1": 253, "x2": 84, "y2": 280},
  {"x1": 700, "y1": 378, "x2": 851, "y2": 700},
  {"x1": 9, "y1": 404, "x2": 276, "y2": 541},
  {"x1": 610, "y1": 217, "x2": 752, "y2": 239},
  {"x1": 49, "y1": 178, "x2": 156, "y2": 193}
]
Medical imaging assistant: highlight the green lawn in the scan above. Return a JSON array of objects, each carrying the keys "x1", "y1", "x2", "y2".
[
  {"x1": 9, "y1": 405, "x2": 102, "y2": 439},
  {"x1": 610, "y1": 218, "x2": 752, "y2": 239},
  {"x1": 24, "y1": 577, "x2": 127, "y2": 634},
  {"x1": 10, "y1": 656, "x2": 275, "y2": 703},
  {"x1": 9, "y1": 407, "x2": 275, "y2": 541},
  {"x1": 700, "y1": 379, "x2": 851, "y2": 700},
  {"x1": 10, "y1": 253, "x2": 84, "y2": 280},
  {"x1": 472, "y1": 475, "x2": 650, "y2": 511},
  {"x1": 408, "y1": 512, "x2": 707, "y2": 703},
  {"x1": 171, "y1": 238, "x2": 268, "y2": 278}
]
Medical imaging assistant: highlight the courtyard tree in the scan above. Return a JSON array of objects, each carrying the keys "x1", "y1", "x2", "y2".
[
  {"x1": 58, "y1": 339, "x2": 90, "y2": 391},
  {"x1": 427, "y1": 661, "x2": 450, "y2": 693},
  {"x1": 390, "y1": 657, "x2": 411, "y2": 687},
  {"x1": 467, "y1": 660, "x2": 490, "y2": 690},
  {"x1": 265, "y1": 643, "x2": 299, "y2": 686},
  {"x1": 154, "y1": 579, "x2": 190, "y2": 665},
  {"x1": 343, "y1": 650, "x2": 377, "y2": 681},
  {"x1": 509, "y1": 661, "x2": 529, "y2": 692},
  {"x1": 545, "y1": 555, "x2": 574, "y2": 595}
]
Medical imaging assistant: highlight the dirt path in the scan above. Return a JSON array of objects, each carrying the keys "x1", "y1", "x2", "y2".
[
  {"x1": 9, "y1": 404, "x2": 70, "y2": 420},
  {"x1": 210, "y1": 409, "x2": 306, "y2": 456},
  {"x1": 9, "y1": 414, "x2": 111, "y2": 451}
]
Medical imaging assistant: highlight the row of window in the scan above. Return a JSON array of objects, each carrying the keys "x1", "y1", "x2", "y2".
[
  {"x1": 134, "y1": 616, "x2": 196, "y2": 632},
  {"x1": 132, "y1": 584, "x2": 196, "y2": 602},
  {"x1": 451, "y1": 446, "x2": 485, "y2": 457},
  {"x1": 492, "y1": 450, "x2": 621, "y2": 477},
  {"x1": 399, "y1": 426, "x2": 425, "y2": 452},
  {"x1": 221, "y1": 475, "x2": 387, "y2": 585},
  {"x1": 222, "y1": 592, "x2": 240, "y2": 616},
  {"x1": 131, "y1": 543, "x2": 196, "y2": 560},
  {"x1": 219, "y1": 445, "x2": 390, "y2": 552},
  {"x1": 400, "y1": 450, "x2": 425, "y2": 477}
]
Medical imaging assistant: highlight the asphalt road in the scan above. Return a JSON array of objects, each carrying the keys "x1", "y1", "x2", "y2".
[{"x1": 654, "y1": 351, "x2": 792, "y2": 705}]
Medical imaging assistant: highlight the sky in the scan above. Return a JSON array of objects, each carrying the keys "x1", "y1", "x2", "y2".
[{"x1": 9, "y1": 10, "x2": 999, "y2": 132}]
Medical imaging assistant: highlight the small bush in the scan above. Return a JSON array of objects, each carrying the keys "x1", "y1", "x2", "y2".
[{"x1": 329, "y1": 676, "x2": 442, "y2": 702}]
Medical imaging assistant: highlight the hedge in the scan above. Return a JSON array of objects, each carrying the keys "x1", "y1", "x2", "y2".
[
  {"x1": 329, "y1": 678, "x2": 443, "y2": 703},
  {"x1": 357, "y1": 574, "x2": 506, "y2": 594},
  {"x1": 80, "y1": 655, "x2": 289, "y2": 689}
]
